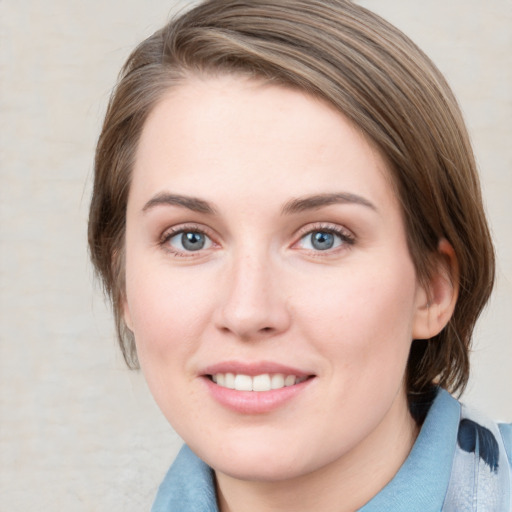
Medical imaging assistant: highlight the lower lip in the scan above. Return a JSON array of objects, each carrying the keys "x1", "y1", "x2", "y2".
[{"x1": 202, "y1": 376, "x2": 314, "y2": 414}]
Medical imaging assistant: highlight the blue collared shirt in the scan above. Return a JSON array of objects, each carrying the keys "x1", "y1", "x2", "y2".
[{"x1": 152, "y1": 390, "x2": 512, "y2": 511}]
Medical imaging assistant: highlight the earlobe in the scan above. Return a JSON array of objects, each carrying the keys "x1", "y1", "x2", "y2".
[
  {"x1": 123, "y1": 299, "x2": 134, "y2": 332},
  {"x1": 412, "y1": 239, "x2": 459, "y2": 340},
  {"x1": 112, "y1": 247, "x2": 133, "y2": 332}
]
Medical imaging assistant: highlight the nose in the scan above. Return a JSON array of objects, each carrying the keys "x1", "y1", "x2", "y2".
[{"x1": 214, "y1": 250, "x2": 291, "y2": 340}]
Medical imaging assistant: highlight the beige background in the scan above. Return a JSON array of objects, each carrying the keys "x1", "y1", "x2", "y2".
[{"x1": 1, "y1": 1, "x2": 510, "y2": 510}]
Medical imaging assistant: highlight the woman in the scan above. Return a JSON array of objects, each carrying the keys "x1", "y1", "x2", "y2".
[{"x1": 88, "y1": 0, "x2": 511, "y2": 510}]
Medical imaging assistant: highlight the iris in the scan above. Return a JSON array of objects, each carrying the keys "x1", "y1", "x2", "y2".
[
  {"x1": 181, "y1": 232, "x2": 206, "y2": 251},
  {"x1": 311, "y1": 231, "x2": 335, "y2": 250}
]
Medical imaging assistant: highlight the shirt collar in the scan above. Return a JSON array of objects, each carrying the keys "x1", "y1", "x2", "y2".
[
  {"x1": 152, "y1": 389, "x2": 461, "y2": 512},
  {"x1": 360, "y1": 388, "x2": 460, "y2": 511}
]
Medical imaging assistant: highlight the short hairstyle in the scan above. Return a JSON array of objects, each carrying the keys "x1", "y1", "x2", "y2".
[{"x1": 88, "y1": 0, "x2": 495, "y2": 398}]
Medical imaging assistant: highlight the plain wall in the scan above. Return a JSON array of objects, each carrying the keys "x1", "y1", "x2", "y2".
[{"x1": 1, "y1": 1, "x2": 510, "y2": 510}]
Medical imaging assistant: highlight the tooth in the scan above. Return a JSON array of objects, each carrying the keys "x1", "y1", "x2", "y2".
[
  {"x1": 225, "y1": 373, "x2": 235, "y2": 389},
  {"x1": 213, "y1": 372, "x2": 306, "y2": 391},
  {"x1": 253, "y1": 374, "x2": 271, "y2": 391},
  {"x1": 234, "y1": 374, "x2": 253, "y2": 391},
  {"x1": 285, "y1": 375, "x2": 296, "y2": 386},
  {"x1": 271, "y1": 374, "x2": 285, "y2": 390}
]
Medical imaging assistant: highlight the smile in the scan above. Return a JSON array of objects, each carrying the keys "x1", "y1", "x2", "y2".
[
  {"x1": 202, "y1": 365, "x2": 315, "y2": 414},
  {"x1": 201, "y1": 362, "x2": 315, "y2": 413},
  {"x1": 210, "y1": 373, "x2": 309, "y2": 392}
]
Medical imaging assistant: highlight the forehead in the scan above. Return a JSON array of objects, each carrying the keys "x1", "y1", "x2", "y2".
[{"x1": 131, "y1": 74, "x2": 397, "y2": 212}]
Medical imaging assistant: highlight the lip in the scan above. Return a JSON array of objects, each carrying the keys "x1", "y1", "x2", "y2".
[
  {"x1": 201, "y1": 360, "x2": 311, "y2": 377},
  {"x1": 200, "y1": 360, "x2": 315, "y2": 414}
]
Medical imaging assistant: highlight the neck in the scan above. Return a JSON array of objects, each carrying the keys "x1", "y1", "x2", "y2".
[{"x1": 215, "y1": 390, "x2": 418, "y2": 512}]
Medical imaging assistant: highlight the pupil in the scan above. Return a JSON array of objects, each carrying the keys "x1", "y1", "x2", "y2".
[
  {"x1": 312, "y1": 231, "x2": 334, "y2": 250},
  {"x1": 182, "y1": 232, "x2": 205, "y2": 251}
]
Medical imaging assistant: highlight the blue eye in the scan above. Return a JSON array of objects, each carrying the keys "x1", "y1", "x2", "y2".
[
  {"x1": 167, "y1": 231, "x2": 212, "y2": 252},
  {"x1": 299, "y1": 230, "x2": 346, "y2": 251}
]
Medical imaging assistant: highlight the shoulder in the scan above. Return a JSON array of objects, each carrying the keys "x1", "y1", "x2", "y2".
[
  {"x1": 498, "y1": 422, "x2": 512, "y2": 469},
  {"x1": 457, "y1": 403, "x2": 512, "y2": 470},
  {"x1": 151, "y1": 445, "x2": 218, "y2": 512},
  {"x1": 443, "y1": 400, "x2": 512, "y2": 511}
]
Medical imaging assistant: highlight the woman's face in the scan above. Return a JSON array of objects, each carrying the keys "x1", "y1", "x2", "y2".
[{"x1": 123, "y1": 75, "x2": 429, "y2": 481}]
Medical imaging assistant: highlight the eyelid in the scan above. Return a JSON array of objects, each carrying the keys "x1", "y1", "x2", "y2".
[
  {"x1": 157, "y1": 221, "x2": 354, "y2": 257},
  {"x1": 159, "y1": 223, "x2": 219, "y2": 256},
  {"x1": 292, "y1": 222, "x2": 355, "y2": 251}
]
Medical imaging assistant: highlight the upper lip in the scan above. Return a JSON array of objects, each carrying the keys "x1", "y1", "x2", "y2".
[{"x1": 200, "y1": 360, "x2": 313, "y2": 377}]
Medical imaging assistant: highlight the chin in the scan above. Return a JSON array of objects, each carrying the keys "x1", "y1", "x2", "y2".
[
  {"x1": 214, "y1": 457, "x2": 308, "y2": 482},
  {"x1": 192, "y1": 435, "x2": 322, "y2": 482}
]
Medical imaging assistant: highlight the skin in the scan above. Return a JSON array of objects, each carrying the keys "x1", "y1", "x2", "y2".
[{"x1": 123, "y1": 75, "x2": 457, "y2": 512}]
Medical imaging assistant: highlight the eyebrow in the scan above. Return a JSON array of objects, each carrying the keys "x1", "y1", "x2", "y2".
[
  {"x1": 282, "y1": 192, "x2": 376, "y2": 214},
  {"x1": 142, "y1": 191, "x2": 375, "y2": 216},
  {"x1": 142, "y1": 193, "x2": 217, "y2": 215}
]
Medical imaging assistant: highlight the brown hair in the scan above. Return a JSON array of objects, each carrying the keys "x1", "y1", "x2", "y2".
[{"x1": 88, "y1": 0, "x2": 495, "y2": 397}]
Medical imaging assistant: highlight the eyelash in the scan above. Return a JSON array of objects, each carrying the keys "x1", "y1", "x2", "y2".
[
  {"x1": 159, "y1": 224, "x2": 216, "y2": 258},
  {"x1": 159, "y1": 222, "x2": 355, "y2": 258},
  {"x1": 294, "y1": 223, "x2": 355, "y2": 254}
]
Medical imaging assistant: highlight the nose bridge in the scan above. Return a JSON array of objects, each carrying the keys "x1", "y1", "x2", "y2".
[{"x1": 217, "y1": 243, "x2": 289, "y2": 338}]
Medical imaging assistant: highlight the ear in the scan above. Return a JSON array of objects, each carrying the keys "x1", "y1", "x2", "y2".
[
  {"x1": 112, "y1": 246, "x2": 134, "y2": 332},
  {"x1": 123, "y1": 299, "x2": 134, "y2": 332},
  {"x1": 412, "y1": 239, "x2": 459, "y2": 340}
]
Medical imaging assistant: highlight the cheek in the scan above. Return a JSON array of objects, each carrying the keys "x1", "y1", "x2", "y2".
[
  {"x1": 124, "y1": 258, "x2": 216, "y2": 363},
  {"x1": 295, "y1": 255, "x2": 418, "y2": 371},
  {"x1": 123, "y1": 262, "x2": 217, "y2": 425}
]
